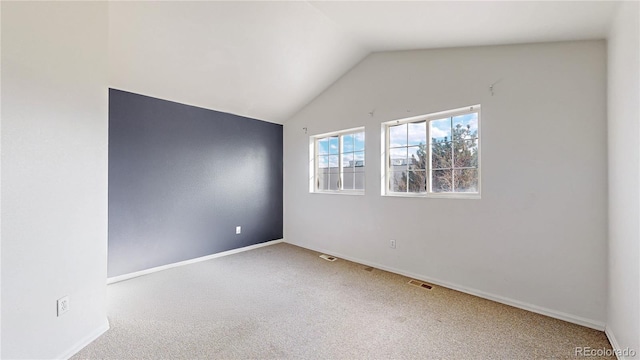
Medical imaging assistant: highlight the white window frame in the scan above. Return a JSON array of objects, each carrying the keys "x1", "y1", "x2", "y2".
[
  {"x1": 309, "y1": 127, "x2": 365, "y2": 195},
  {"x1": 381, "y1": 105, "x2": 481, "y2": 199}
]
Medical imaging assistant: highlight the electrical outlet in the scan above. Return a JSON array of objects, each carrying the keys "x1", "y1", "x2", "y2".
[
  {"x1": 57, "y1": 296, "x2": 69, "y2": 317},
  {"x1": 390, "y1": 239, "x2": 396, "y2": 249},
  {"x1": 236, "y1": 226, "x2": 241, "y2": 234}
]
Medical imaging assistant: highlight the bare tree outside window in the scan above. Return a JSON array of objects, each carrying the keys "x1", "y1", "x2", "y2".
[{"x1": 386, "y1": 106, "x2": 480, "y2": 196}]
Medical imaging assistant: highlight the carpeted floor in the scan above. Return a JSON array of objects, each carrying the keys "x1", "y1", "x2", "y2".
[{"x1": 72, "y1": 243, "x2": 613, "y2": 359}]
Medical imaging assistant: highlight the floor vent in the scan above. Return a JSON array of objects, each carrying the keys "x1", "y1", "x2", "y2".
[
  {"x1": 319, "y1": 254, "x2": 337, "y2": 262},
  {"x1": 363, "y1": 267, "x2": 374, "y2": 272},
  {"x1": 408, "y1": 279, "x2": 433, "y2": 290}
]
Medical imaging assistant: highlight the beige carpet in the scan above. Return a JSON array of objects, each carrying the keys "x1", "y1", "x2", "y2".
[{"x1": 72, "y1": 243, "x2": 613, "y2": 359}]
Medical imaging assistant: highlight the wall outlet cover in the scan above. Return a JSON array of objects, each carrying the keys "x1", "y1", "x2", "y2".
[{"x1": 57, "y1": 296, "x2": 69, "y2": 317}]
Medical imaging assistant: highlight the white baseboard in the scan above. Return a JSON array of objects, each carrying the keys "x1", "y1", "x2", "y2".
[
  {"x1": 108, "y1": 239, "x2": 284, "y2": 284},
  {"x1": 606, "y1": 327, "x2": 623, "y2": 360},
  {"x1": 287, "y1": 241, "x2": 606, "y2": 331},
  {"x1": 605, "y1": 326, "x2": 638, "y2": 360},
  {"x1": 57, "y1": 319, "x2": 110, "y2": 360}
]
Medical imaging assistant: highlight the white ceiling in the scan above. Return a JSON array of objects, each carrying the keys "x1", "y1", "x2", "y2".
[
  {"x1": 109, "y1": 1, "x2": 620, "y2": 124},
  {"x1": 310, "y1": 1, "x2": 618, "y2": 52}
]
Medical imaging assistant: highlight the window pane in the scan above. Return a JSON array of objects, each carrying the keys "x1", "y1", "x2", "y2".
[
  {"x1": 408, "y1": 146, "x2": 426, "y2": 170},
  {"x1": 342, "y1": 170, "x2": 355, "y2": 190},
  {"x1": 354, "y1": 132, "x2": 365, "y2": 151},
  {"x1": 408, "y1": 171, "x2": 427, "y2": 193},
  {"x1": 390, "y1": 171, "x2": 407, "y2": 192},
  {"x1": 342, "y1": 153, "x2": 354, "y2": 170},
  {"x1": 328, "y1": 136, "x2": 339, "y2": 155},
  {"x1": 318, "y1": 171, "x2": 329, "y2": 191},
  {"x1": 313, "y1": 128, "x2": 365, "y2": 194},
  {"x1": 389, "y1": 124, "x2": 408, "y2": 147},
  {"x1": 354, "y1": 172, "x2": 365, "y2": 190},
  {"x1": 389, "y1": 148, "x2": 408, "y2": 168},
  {"x1": 453, "y1": 140, "x2": 478, "y2": 168},
  {"x1": 408, "y1": 121, "x2": 426, "y2": 146},
  {"x1": 328, "y1": 173, "x2": 340, "y2": 190},
  {"x1": 430, "y1": 118, "x2": 451, "y2": 142},
  {"x1": 354, "y1": 151, "x2": 365, "y2": 168},
  {"x1": 329, "y1": 155, "x2": 339, "y2": 172},
  {"x1": 454, "y1": 169, "x2": 478, "y2": 192},
  {"x1": 342, "y1": 134, "x2": 354, "y2": 153},
  {"x1": 318, "y1": 155, "x2": 329, "y2": 169},
  {"x1": 453, "y1": 113, "x2": 479, "y2": 141},
  {"x1": 431, "y1": 140, "x2": 452, "y2": 169},
  {"x1": 431, "y1": 169, "x2": 452, "y2": 193},
  {"x1": 317, "y1": 138, "x2": 329, "y2": 155}
]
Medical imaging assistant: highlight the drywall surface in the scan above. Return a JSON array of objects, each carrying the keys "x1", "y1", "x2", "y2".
[
  {"x1": 607, "y1": 1, "x2": 640, "y2": 356},
  {"x1": 284, "y1": 41, "x2": 607, "y2": 327},
  {"x1": 0, "y1": 3, "x2": 3, "y2": 356},
  {"x1": 1, "y1": 2, "x2": 109, "y2": 359},
  {"x1": 0, "y1": 3, "x2": 3, "y2": 355},
  {"x1": 108, "y1": 89, "x2": 283, "y2": 277},
  {"x1": 108, "y1": 1, "x2": 367, "y2": 123}
]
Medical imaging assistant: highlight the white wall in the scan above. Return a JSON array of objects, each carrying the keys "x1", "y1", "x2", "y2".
[
  {"x1": 1, "y1": 2, "x2": 109, "y2": 359},
  {"x1": 0, "y1": 2, "x2": 3, "y2": 355},
  {"x1": 607, "y1": 1, "x2": 640, "y2": 357},
  {"x1": 284, "y1": 41, "x2": 608, "y2": 328}
]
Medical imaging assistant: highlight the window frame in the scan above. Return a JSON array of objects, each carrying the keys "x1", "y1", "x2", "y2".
[
  {"x1": 309, "y1": 127, "x2": 366, "y2": 195},
  {"x1": 381, "y1": 105, "x2": 481, "y2": 199}
]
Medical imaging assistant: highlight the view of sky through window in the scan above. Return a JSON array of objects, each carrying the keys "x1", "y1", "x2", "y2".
[
  {"x1": 387, "y1": 107, "x2": 480, "y2": 196},
  {"x1": 314, "y1": 129, "x2": 365, "y2": 192}
]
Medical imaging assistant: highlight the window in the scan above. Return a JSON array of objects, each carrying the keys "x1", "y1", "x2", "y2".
[
  {"x1": 382, "y1": 105, "x2": 480, "y2": 197},
  {"x1": 310, "y1": 128, "x2": 365, "y2": 193}
]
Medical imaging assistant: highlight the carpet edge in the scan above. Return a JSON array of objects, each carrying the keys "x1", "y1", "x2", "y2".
[
  {"x1": 286, "y1": 241, "x2": 606, "y2": 331},
  {"x1": 107, "y1": 239, "x2": 284, "y2": 284}
]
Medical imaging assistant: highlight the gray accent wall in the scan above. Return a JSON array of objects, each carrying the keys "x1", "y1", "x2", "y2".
[{"x1": 108, "y1": 89, "x2": 283, "y2": 277}]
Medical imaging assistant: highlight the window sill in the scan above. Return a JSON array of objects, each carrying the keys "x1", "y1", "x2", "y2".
[
  {"x1": 311, "y1": 191, "x2": 365, "y2": 196},
  {"x1": 383, "y1": 192, "x2": 481, "y2": 200}
]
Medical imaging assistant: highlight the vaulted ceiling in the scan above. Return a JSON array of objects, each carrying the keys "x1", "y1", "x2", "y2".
[{"x1": 109, "y1": 1, "x2": 619, "y2": 124}]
